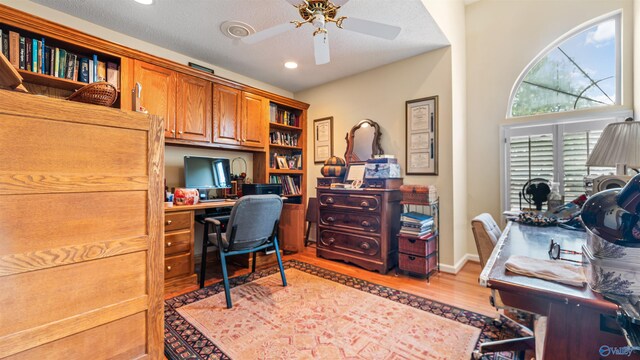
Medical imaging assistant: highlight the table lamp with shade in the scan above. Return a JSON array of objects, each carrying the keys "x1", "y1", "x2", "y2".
[{"x1": 586, "y1": 117, "x2": 640, "y2": 175}]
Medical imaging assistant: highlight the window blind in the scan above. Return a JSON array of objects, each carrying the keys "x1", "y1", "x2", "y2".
[{"x1": 508, "y1": 134, "x2": 554, "y2": 210}]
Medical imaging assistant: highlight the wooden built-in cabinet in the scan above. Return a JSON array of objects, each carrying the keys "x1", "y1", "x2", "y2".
[
  {"x1": 132, "y1": 60, "x2": 177, "y2": 138},
  {"x1": 213, "y1": 84, "x2": 268, "y2": 150},
  {"x1": 177, "y1": 73, "x2": 212, "y2": 142}
]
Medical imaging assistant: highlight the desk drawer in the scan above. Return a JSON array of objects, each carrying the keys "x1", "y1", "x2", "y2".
[
  {"x1": 165, "y1": 253, "x2": 192, "y2": 279},
  {"x1": 318, "y1": 193, "x2": 381, "y2": 213},
  {"x1": 318, "y1": 228, "x2": 381, "y2": 258},
  {"x1": 319, "y1": 211, "x2": 380, "y2": 233},
  {"x1": 164, "y1": 230, "x2": 191, "y2": 256},
  {"x1": 165, "y1": 211, "x2": 191, "y2": 231}
]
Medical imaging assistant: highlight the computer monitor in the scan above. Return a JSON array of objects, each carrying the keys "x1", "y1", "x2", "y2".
[{"x1": 184, "y1": 156, "x2": 231, "y2": 202}]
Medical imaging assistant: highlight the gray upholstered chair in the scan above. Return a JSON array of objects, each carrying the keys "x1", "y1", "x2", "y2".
[
  {"x1": 200, "y1": 195, "x2": 287, "y2": 308},
  {"x1": 471, "y1": 213, "x2": 502, "y2": 267}
]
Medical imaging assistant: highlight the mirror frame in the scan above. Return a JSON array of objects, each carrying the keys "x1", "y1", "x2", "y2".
[{"x1": 344, "y1": 119, "x2": 384, "y2": 165}]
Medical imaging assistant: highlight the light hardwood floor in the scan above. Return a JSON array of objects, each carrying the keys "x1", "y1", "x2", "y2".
[{"x1": 166, "y1": 245, "x2": 496, "y2": 317}]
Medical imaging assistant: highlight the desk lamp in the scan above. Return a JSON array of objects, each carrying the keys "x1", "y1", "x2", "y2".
[{"x1": 586, "y1": 117, "x2": 640, "y2": 175}]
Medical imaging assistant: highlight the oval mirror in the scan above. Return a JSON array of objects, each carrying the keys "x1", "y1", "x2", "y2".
[{"x1": 345, "y1": 119, "x2": 383, "y2": 164}]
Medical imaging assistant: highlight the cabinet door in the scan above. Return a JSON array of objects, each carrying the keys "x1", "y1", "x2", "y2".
[
  {"x1": 176, "y1": 74, "x2": 212, "y2": 142},
  {"x1": 213, "y1": 84, "x2": 241, "y2": 145},
  {"x1": 241, "y1": 91, "x2": 267, "y2": 149},
  {"x1": 133, "y1": 60, "x2": 176, "y2": 138}
]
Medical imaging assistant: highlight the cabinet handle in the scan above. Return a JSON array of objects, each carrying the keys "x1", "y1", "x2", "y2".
[
  {"x1": 166, "y1": 220, "x2": 172, "y2": 225},
  {"x1": 360, "y1": 201, "x2": 369, "y2": 207},
  {"x1": 360, "y1": 242, "x2": 371, "y2": 250},
  {"x1": 166, "y1": 265, "x2": 172, "y2": 271},
  {"x1": 327, "y1": 237, "x2": 335, "y2": 244},
  {"x1": 408, "y1": 239, "x2": 416, "y2": 244},
  {"x1": 178, "y1": 131, "x2": 183, "y2": 135},
  {"x1": 167, "y1": 242, "x2": 172, "y2": 247},
  {"x1": 361, "y1": 220, "x2": 370, "y2": 227},
  {"x1": 325, "y1": 197, "x2": 334, "y2": 204},
  {"x1": 170, "y1": 129, "x2": 175, "y2": 134},
  {"x1": 326, "y1": 216, "x2": 335, "y2": 222},
  {"x1": 408, "y1": 256, "x2": 416, "y2": 261}
]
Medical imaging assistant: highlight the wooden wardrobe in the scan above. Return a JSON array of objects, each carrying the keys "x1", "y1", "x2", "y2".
[{"x1": 0, "y1": 90, "x2": 164, "y2": 358}]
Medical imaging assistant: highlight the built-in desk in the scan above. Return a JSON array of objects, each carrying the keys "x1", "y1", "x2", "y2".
[
  {"x1": 163, "y1": 201, "x2": 236, "y2": 293},
  {"x1": 480, "y1": 222, "x2": 627, "y2": 359}
]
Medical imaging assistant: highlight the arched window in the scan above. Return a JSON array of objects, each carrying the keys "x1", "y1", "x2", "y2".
[{"x1": 509, "y1": 13, "x2": 620, "y2": 117}]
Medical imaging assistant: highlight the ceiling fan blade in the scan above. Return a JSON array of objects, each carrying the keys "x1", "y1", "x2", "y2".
[
  {"x1": 331, "y1": 0, "x2": 350, "y2": 6},
  {"x1": 284, "y1": 0, "x2": 306, "y2": 6},
  {"x1": 241, "y1": 22, "x2": 297, "y2": 45},
  {"x1": 339, "y1": 17, "x2": 401, "y2": 40},
  {"x1": 314, "y1": 31, "x2": 330, "y2": 65}
]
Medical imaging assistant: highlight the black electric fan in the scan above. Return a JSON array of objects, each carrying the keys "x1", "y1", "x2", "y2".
[{"x1": 520, "y1": 178, "x2": 551, "y2": 210}]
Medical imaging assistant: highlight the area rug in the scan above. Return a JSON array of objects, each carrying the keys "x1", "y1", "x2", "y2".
[{"x1": 165, "y1": 260, "x2": 525, "y2": 360}]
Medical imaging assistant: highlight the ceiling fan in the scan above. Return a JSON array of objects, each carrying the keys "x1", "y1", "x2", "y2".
[{"x1": 241, "y1": 0, "x2": 401, "y2": 65}]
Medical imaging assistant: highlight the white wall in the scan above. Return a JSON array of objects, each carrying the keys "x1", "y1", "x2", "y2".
[{"x1": 465, "y1": 0, "x2": 634, "y2": 255}]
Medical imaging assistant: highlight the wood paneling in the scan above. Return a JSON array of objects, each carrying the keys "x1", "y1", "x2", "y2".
[
  {"x1": 0, "y1": 90, "x2": 163, "y2": 358},
  {"x1": 177, "y1": 73, "x2": 211, "y2": 142},
  {"x1": 133, "y1": 60, "x2": 176, "y2": 138},
  {"x1": 280, "y1": 204, "x2": 305, "y2": 253},
  {"x1": 4, "y1": 313, "x2": 147, "y2": 360},
  {"x1": 213, "y1": 84, "x2": 241, "y2": 146},
  {"x1": 241, "y1": 91, "x2": 267, "y2": 148}
]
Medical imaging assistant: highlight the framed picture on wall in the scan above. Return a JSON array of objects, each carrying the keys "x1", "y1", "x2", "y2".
[
  {"x1": 406, "y1": 96, "x2": 438, "y2": 175},
  {"x1": 314, "y1": 117, "x2": 333, "y2": 164}
]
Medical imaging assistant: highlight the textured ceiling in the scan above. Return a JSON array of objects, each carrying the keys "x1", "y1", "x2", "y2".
[{"x1": 31, "y1": 0, "x2": 449, "y2": 92}]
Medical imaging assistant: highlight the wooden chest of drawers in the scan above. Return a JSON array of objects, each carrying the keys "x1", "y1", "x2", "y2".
[
  {"x1": 164, "y1": 210, "x2": 198, "y2": 292},
  {"x1": 316, "y1": 188, "x2": 402, "y2": 274}
]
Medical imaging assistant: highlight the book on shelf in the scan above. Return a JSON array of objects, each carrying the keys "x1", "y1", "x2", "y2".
[
  {"x1": 8, "y1": 31, "x2": 18, "y2": 67},
  {"x1": 18, "y1": 36, "x2": 24, "y2": 69},
  {"x1": 97, "y1": 61, "x2": 106, "y2": 82},
  {"x1": 106, "y1": 61, "x2": 119, "y2": 89},
  {"x1": 79, "y1": 57, "x2": 89, "y2": 83},
  {"x1": 25, "y1": 37, "x2": 31, "y2": 71},
  {"x1": 34, "y1": 38, "x2": 41, "y2": 74},
  {"x1": 92, "y1": 54, "x2": 98, "y2": 82},
  {"x1": 1, "y1": 31, "x2": 9, "y2": 60},
  {"x1": 57, "y1": 49, "x2": 66, "y2": 78},
  {"x1": 270, "y1": 130, "x2": 299, "y2": 147},
  {"x1": 40, "y1": 38, "x2": 45, "y2": 74},
  {"x1": 269, "y1": 104, "x2": 300, "y2": 127},
  {"x1": 269, "y1": 175, "x2": 301, "y2": 196}
]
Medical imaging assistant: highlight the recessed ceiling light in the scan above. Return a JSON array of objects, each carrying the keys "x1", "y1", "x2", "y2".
[
  {"x1": 284, "y1": 62, "x2": 298, "y2": 69},
  {"x1": 134, "y1": 0, "x2": 153, "y2": 4},
  {"x1": 221, "y1": 21, "x2": 255, "y2": 39}
]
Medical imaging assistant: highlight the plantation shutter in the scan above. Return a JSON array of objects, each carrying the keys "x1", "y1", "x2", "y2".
[
  {"x1": 563, "y1": 129, "x2": 615, "y2": 199},
  {"x1": 508, "y1": 133, "x2": 554, "y2": 210}
]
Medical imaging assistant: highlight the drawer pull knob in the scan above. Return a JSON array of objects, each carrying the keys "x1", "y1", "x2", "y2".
[
  {"x1": 361, "y1": 220, "x2": 370, "y2": 227},
  {"x1": 408, "y1": 239, "x2": 416, "y2": 244},
  {"x1": 166, "y1": 265, "x2": 172, "y2": 271},
  {"x1": 360, "y1": 201, "x2": 369, "y2": 207},
  {"x1": 326, "y1": 216, "x2": 335, "y2": 222},
  {"x1": 166, "y1": 220, "x2": 172, "y2": 225},
  {"x1": 408, "y1": 256, "x2": 416, "y2": 261},
  {"x1": 167, "y1": 242, "x2": 172, "y2": 247},
  {"x1": 326, "y1": 197, "x2": 334, "y2": 204},
  {"x1": 360, "y1": 242, "x2": 371, "y2": 250},
  {"x1": 327, "y1": 237, "x2": 335, "y2": 244}
]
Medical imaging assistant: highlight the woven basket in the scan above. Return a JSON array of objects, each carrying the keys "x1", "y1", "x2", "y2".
[{"x1": 68, "y1": 82, "x2": 118, "y2": 107}]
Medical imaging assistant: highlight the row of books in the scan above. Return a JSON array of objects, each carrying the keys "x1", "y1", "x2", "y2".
[
  {"x1": 270, "y1": 131, "x2": 299, "y2": 147},
  {"x1": 1, "y1": 29, "x2": 120, "y2": 88},
  {"x1": 269, "y1": 175, "x2": 301, "y2": 196},
  {"x1": 270, "y1": 152, "x2": 302, "y2": 170},
  {"x1": 269, "y1": 103, "x2": 301, "y2": 127},
  {"x1": 400, "y1": 211, "x2": 434, "y2": 237}
]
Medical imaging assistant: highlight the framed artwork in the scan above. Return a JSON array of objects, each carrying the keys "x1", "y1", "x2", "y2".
[
  {"x1": 276, "y1": 156, "x2": 289, "y2": 169},
  {"x1": 314, "y1": 117, "x2": 333, "y2": 164},
  {"x1": 406, "y1": 96, "x2": 438, "y2": 175},
  {"x1": 345, "y1": 163, "x2": 366, "y2": 183}
]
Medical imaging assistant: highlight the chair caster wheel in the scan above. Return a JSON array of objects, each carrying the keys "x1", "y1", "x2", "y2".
[
  {"x1": 472, "y1": 350, "x2": 483, "y2": 359},
  {"x1": 492, "y1": 319, "x2": 503, "y2": 328}
]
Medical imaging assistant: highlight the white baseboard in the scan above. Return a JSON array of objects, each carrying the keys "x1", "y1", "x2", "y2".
[{"x1": 440, "y1": 253, "x2": 480, "y2": 274}]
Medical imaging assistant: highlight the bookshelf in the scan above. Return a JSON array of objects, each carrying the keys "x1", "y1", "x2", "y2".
[{"x1": 268, "y1": 102, "x2": 304, "y2": 205}]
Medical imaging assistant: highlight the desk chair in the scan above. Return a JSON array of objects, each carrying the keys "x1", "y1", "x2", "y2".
[
  {"x1": 471, "y1": 213, "x2": 534, "y2": 359},
  {"x1": 201, "y1": 195, "x2": 287, "y2": 308}
]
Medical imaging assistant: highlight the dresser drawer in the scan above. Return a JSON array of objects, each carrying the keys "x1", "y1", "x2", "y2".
[
  {"x1": 318, "y1": 228, "x2": 381, "y2": 258},
  {"x1": 318, "y1": 193, "x2": 381, "y2": 212},
  {"x1": 165, "y1": 211, "x2": 191, "y2": 232},
  {"x1": 164, "y1": 230, "x2": 192, "y2": 256},
  {"x1": 164, "y1": 253, "x2": 192, "y2": 279},
  {"x1": 319, "y1": 211, "x2": 380, "y2": 233},
  {"x1": 398, "y1": 234, "x2": 437, "y2": 257}
]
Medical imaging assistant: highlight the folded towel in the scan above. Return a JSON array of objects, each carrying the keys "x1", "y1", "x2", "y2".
[{"x1": 505, "y1": 255, "x2": 586, "y2": 287}]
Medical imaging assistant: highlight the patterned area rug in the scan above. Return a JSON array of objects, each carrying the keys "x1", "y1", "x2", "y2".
[{"x1": 165, "y1": 260, "x2": 525, "y2": 359}]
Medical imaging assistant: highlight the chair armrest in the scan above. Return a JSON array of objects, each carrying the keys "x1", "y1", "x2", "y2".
[{"x1": 204, "y1": 217, "x2": 222, "y2": 226}]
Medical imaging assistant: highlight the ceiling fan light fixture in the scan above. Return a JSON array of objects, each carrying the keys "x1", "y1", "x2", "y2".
[
  {"x1": 284, "y1": 61, "x2": 298, "y2": 69},
  {"x1": 221, "y1": 21, "x2": 256, "y2": 39},
  {"x1": 134, "y1": 0, "x2": 153, "y2": 4}
]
